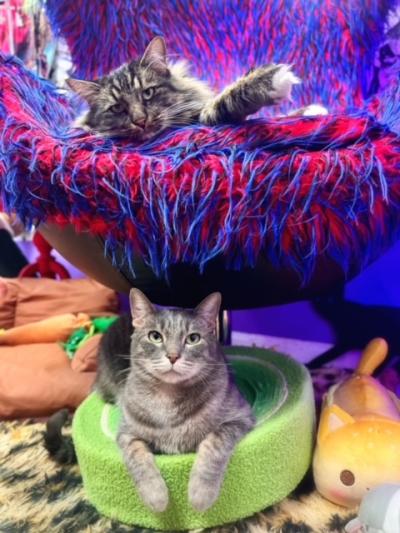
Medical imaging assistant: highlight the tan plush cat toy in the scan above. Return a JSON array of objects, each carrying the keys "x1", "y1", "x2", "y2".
[{"x1": 313, "y1": 338, "x2": 400, "y2": 508}]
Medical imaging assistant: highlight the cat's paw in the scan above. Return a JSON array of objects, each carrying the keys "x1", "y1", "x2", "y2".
[
  {"x1": 137, "y1": 474, "x2": 169, "y2": 512},
  {"x1": 199, "y1": 102, "x2": 219, "y2": 125},
  {"x1": 188, "y1": 474, "x2": 221, "y2": 512},
  {"x1": 288, "y1": 104, "x2": 329, "y2": 116},
  {"x1": 300, "y1": 104, "x2": 328, "y2": 116},
  {"x1": 267, "y1": 64, "x2": 301, "y2": 103}
]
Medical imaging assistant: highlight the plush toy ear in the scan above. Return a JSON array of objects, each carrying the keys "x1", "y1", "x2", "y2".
[
  {"x1": 317, "y1": 404, "x2": 355, "y2": 444},
  {"x1": 194, "y1": 292, "x2": 221, "y2": 329},
  {"x1": 129, "y1": 289, "x2": 155, "y2": 328},
  {"x1": 140, "y1": 36, "x2": 168, "y2": 75},
  {"x1": 66, "y1": 79, "x2": 101, "y2": 103}
]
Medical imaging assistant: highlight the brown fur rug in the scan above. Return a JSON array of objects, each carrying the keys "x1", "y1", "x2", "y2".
[{"x1": 0, "y1": 418, "x2": 356, "y2": 533}]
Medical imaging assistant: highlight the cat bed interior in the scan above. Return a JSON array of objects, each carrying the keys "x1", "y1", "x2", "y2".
[{"x1": 72, "y1": 346, "x2": 315, "y2": 530}]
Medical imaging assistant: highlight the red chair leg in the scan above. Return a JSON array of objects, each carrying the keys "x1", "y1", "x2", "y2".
[{"x1": 19, "y1": 232, "x2": 70, "y2": 279}]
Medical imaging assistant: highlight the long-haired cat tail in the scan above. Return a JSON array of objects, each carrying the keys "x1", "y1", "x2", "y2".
[{"x1": 44, "y1": 408, "x2": 77, "y2": 465}]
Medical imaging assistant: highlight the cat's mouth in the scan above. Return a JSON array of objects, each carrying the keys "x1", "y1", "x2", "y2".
[
  {"x1": 163, "y1": 367, "x2": 182, "y2": 377},
  {"x1": 158, "y1": 367, "x2": 188, "y2": 383}
]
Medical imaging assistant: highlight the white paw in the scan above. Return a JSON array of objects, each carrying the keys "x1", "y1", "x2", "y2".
[
  {"x1": 137, "y1": 474, "x2": 169, "y2": 512},
  {"x1": 301, "y1": 104, "x2": 329, "y2": 116},
  {"x1": 270, "y1": 64, "x2": 301, "y2": 102},
  {"x1": 188, "y1": 474, "x2": 221, "y2": 512}
]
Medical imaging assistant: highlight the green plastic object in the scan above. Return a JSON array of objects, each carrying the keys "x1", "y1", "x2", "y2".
[
  {"x1": 72, "y1": 346, "x2": 315, "y2": 530},
  {"x1": 63, "y1": 316, "x2": 118, "y2": 359}
]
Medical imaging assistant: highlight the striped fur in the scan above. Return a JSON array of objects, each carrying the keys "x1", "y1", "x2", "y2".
[
  {"x1": 96, "y1": 289, "x2": 255, "y2": 512},
  {"x1": 200, "y1": 64, "x2": 301, "y2": 124},
  {"x1": 67, "y1": 37, "x2": 300, "y2": 139}
]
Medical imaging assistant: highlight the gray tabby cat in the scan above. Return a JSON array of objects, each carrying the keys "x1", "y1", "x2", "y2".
[
  {"x1": 95, "y1": 289, "x2": 255, "y2": 512},
  {"x1": 66, "y1": 36, "x2": 303, "y2": 140}
]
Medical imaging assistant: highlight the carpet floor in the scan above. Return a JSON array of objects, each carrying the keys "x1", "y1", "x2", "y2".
[{"x1": 0, "y1": 414, "x2": 356, "y2": 533}]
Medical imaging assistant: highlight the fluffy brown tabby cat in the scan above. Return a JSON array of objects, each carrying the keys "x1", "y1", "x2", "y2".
[
  {"x1": 45, "y1": 289, "x2": 255, "y2": 513},
  {"x1": 66, "y1": 36, "x2": 304, "y2": 140}
]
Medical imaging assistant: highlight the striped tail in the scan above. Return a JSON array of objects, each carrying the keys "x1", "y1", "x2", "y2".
[{"x1": 43, "y1": 409, "x2": 77, "y2": 465}]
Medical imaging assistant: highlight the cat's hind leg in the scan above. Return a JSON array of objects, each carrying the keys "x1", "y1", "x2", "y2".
[{"x1": 200, "y1": 64, "x2": 301, "y2": 125}]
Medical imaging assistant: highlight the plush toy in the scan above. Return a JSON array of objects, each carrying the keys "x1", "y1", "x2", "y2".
[
  {"x1": 0, "y1": 313, "x2": 91, "y2": 345},
  {"x1": 313, "y1": 338, "x2": 400, "y2": 508},
  {"x1": 345, "y1": 484, "x2": 400, "y2": 533}
]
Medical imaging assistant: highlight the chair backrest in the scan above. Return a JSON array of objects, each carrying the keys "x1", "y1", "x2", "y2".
[{"x1": 45, "y1": 0, "x2": 393, "y2": 111}]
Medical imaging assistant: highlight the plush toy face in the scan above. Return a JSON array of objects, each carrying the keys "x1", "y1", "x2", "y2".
[{"x1": 313, "y1": 405, "x2": 400, "y2": 507}]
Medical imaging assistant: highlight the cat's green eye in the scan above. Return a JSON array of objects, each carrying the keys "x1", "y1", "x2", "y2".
[
  {"x1": 148, "y1": 330, "x2": 163, "y2": 343},
  {"x1": 142, "y1": 87, "x2": 155, "y2": 100},
  {"x1": 110, "y1": 103, "x2": 125, "y2": 113},
  {"x1": 186, "y1": 333, "x2": 201, "y2": 345}
]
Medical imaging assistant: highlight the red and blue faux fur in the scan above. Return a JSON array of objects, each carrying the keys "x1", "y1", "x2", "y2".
[
  {"x1": 45, "y1": 0, "x2": 397, "y2": 111},
  {"x1": 1, "y1": 54, "x2": 400, "y2": 281}
]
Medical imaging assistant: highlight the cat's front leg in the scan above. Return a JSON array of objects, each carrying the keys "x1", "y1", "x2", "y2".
[
  {"x1": 117, "y1": 430, "x2": 169, "y2": 512},
  {"x1": 188, "y1": 419, "x2": 253, "y2": 512},
  {"x1": 200, "y1": 64, "x2": 300, "y2": 125}
]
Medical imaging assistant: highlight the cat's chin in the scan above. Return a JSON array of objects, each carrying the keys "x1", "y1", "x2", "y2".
[
  {"x1": 139, "y1": 128, "x2": 164, "y2": 142},
  {"x1": 155, "y1": 367, "x2": 201, "y2": 385},
  {"x1": 158, "y1": 369, "x2": 187, "y2": 384}
]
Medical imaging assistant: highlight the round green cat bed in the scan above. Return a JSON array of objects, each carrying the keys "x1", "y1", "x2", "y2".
[{"x1": 72, "y1": 346, "x2": 315, "y2": 530}]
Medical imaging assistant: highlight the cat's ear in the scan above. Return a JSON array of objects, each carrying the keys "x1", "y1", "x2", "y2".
[
  {"x1": 66, "y1": 79, "x2": 101, "y2": 103},
  {"x1": 140, "y1": 36, "x2": 168, "y2": 75},
  {"x1": 317, "y1": 405, "x2": 355, "y2": 444},
  {"x1": 129, "y1": 289, "x2": 155, "y2": 327},
  {"x1": 195, "y1": 292, "x2": 221, "y2": 328}
]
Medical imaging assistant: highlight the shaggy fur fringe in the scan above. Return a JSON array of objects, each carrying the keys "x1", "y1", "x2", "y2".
[{"x1": 1, "y1": 54, "x2": 400, "y2": 281}]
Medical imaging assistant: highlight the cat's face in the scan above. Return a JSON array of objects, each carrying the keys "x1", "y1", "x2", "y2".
[
  {"x1": 67, "y1": 37, "x2": 208, "y2": 140},
  {"x1": 128, "y1": 289, "x2": 222, "y2": 385}
]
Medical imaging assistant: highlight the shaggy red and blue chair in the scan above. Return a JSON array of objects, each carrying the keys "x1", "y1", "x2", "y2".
[
  {"x1": 1, "y1": 2, "x2": 400, "y2": 527},
  {"x1": 1, "y1": 0, "x2": 400, "y2": 311}
]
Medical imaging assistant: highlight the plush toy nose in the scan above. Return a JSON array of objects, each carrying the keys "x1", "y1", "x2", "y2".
[{"x1": 167, "y1": 353, "x2": 180, "y2": 364}]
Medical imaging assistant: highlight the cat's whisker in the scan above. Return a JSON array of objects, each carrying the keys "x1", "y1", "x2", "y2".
[
  {"x1": 116, "y1": 367, "x2": 131, "y2": 377},
  {"x1": 162, "y1": 117, "x2": 199, "y2": 127},
  {"x1": 164, "y1": 110, "x2": 200, "y2": 120},
  {"x1": 200, "y1": 362, "x2": 236, "y2": 366},
  {"x1": 167, "y1": 118, "x2": 198, "y2": 125},
  {"x1": 164, "y1": 101, "x2": 201, "y2": 112}
]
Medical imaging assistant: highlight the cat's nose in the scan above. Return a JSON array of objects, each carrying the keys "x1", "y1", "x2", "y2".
[
  {"x1": 167, "y1": 353, "x2": 180, "y2": 364},
  {"x1": 133, "y1": 117, "x2": 146, "y2": 129}
]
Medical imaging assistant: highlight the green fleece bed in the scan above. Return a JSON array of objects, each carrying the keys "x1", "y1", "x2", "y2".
[{"x1": 72, "y1": 346, "x2": 315, "y2": 530}]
